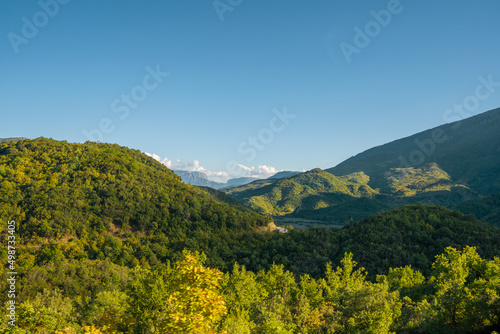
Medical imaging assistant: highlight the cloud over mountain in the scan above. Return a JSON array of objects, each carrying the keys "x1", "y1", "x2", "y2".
[{"x1": 145, "y1": 153, "x2": 281, "y2": 182}]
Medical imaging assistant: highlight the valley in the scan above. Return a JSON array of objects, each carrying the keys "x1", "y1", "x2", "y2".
[{"x1": 1, "y1": 108, "x2": 499, "y2": 333}]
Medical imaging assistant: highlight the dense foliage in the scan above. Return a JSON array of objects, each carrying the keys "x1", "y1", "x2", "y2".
[
  {"x1": 222, "y1": 204, "x2": 500, "y2": 280},
  {"x1": 2, "y1": 138, "x2": 500, "y2": 333},
  {"x1": 0, "y1": 138, "x2": 270, "y2": 271},
  {"x1": 454, "y1": 193, "x2": 500, "y2": 227},
  {"x1": 2, "y1": 248, "x2": 500, "y2": 333}
]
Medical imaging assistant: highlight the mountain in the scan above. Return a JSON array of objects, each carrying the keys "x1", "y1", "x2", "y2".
[
  {"x1": 173, "y1": 170, "x2": 226, "y2": 189},
  {"x1": 174, "y1": 170, "x2": 260, "y2": 189},
  {"x1": 225, "y1": 176, "x2": 259, "y2": 187},
  {"x1": 0, "y1": 137, "x2": 27, "y2": 143},
  {"x1": 268, "y1": 171, "x2": 301, "y2": 179},
  {"x1": 225, "y1": 108, "x2": 500, "y2": 225},
  {"x1": 196, "y1": 186, "x2": 258, "y2": 213},
  {"x1": 223, "y1": 168, "x2": 378, "y2": 216},
  {"x1": 327, "y1": 107, "x2": 500, "y2": 196}
]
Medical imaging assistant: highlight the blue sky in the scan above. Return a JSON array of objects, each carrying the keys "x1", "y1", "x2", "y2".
[{"x1": 2, "y1": 0, "x2": 500, "y2": 181}]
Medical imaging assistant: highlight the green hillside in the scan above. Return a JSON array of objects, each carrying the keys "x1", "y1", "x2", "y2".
[
  {"x1": 327, "y1": 107, "x2": 500, "y2": 196},
  {"x1": 223, "y1": 168, "x2": 378, "y2": 216},
  {"x1": 0, "y1": 138, "x2": 271, "y2": 270},
  {"x1": 224, "y1": 109, "x2": 500, "y2": 226}
]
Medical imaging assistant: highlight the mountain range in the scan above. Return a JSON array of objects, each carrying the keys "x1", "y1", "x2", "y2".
[
  {"x1": 222, "y1": 108, "x2": 500, "y2": 225},
  {"x1": 173, "y1": 169, "x2": 300, "y2": 189}
]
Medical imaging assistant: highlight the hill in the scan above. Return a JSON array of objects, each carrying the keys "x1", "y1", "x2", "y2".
[
  {"x1": 0, "y1": 138, "x2": 271, "y2": 270},
  {"x1": 223, "y1": 168, "x2": 378, "y2": 216},
  {"x1": 246, "y1": 204, "x2": 500, "y2": 279},
  {"x1": 225, "y1": 108, "x2": 500, "y2": 225},
  {"x1": 454, "y1": 193, "x2": 500, "y2": 227},
  {"x1": 327, "y1": 107, "x2": 500, "y2": 196},
  {"x1": 335, "y1": 204, "x2": 500, "y2": 277}
]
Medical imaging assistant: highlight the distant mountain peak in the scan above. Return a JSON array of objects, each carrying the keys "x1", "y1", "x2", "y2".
[{"x1": 0, "y1": 137, "x2": 27, "y2": 143}]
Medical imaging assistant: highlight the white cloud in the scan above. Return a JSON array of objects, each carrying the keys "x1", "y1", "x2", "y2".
[
  {"x1": 235, "y1": 164, "x2": 279, "y2": 179},
  {"x1": 145, "y1": 152, "x2": 173, "y2": 168},
  {"x1": 145, "y1": 153, "x2": 281, "y2": 182}
]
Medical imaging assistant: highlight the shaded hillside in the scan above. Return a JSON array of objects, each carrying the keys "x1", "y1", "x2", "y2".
[
  {"x1": 327, "y1": 107, "x2": 500, "y2": 195},
  {"x1": 295, "y1": 197, "x2": 391, "y2": 224},
  {"x1": 335, "y1": 204, "x2": 500, "y2": 278},
  {"x1": 224, "y1": 168, "x2": 378, "y2": 215},
  {"x1": 249, "y1": 204, "x2": 500, "y2": 280},
  {"x1": 454, "y1": 193, "x2": 500, "y2": 227}
]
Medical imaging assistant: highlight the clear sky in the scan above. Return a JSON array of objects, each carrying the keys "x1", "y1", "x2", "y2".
[{"x1": 2, "y1": 0, "x2": 500, "y2": 181}]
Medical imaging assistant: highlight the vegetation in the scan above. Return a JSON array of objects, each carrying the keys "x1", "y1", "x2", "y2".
[
  {"x1": 2, "y1": 247, "x2": 500, "y2": 333},
  {"x1": 454, "y1": 193, "x2": 500, "y2": 227},
  {"x1": 2, "y1": 138, "x2": 500, "y2": 333},
  {"x1": 385, "y1": 163, "x2": 463, "y2": 196},
  {"x1": 0, "y1": 138, "x2": 271, "y2": 272},
  {"x1": 223, "y1": 168, "x2": 378, "y2": 217}
]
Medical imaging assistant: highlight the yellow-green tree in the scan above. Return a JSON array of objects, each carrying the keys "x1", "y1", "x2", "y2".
[{"x1": 160, "y1": 250, "x2": 227, "y2": 334}]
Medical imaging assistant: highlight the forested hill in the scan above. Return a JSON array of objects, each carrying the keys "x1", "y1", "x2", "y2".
[
  {"x1": 0, "y1": 138, "x2": 270, "y2": 267},
  {"x1": 223, "y1": 168, "x2": 378, "y2": 216},
  {"x1": 239, "y1": 204, "x2": 500, "y2": 280}
]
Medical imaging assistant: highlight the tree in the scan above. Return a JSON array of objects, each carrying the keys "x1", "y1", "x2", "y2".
[
  {"x1": 160, "y1": 250, "x2": 227, "y2": 334},
  {"x1": 323, "y1": 252, "x2": 401, "y2": 333}
]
